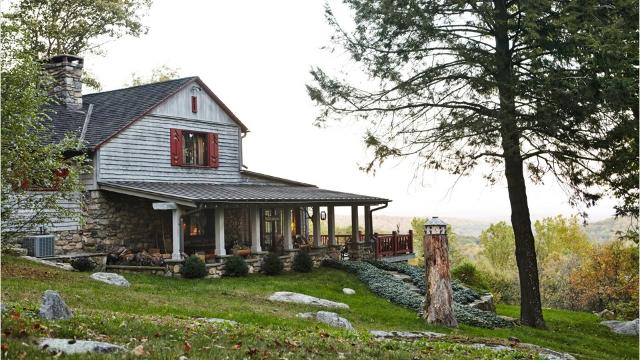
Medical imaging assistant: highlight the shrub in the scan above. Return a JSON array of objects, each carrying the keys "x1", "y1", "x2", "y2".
[
  {"x1": 70, "y1": 257, "x2": 96, "y2": 272},
  {"x1": 262, "y1": 252, "x2": 283, "y2": 275},
  {"x1": 224, "y1": 256, "x2": 248, "y2": 277},
  {"x1": 292, "y1": 251, "x2": 313, "y2": 273},
  {"x1": 182, "y1": 255, "x2": 207, "y2": 279},
  {"x1": 451, "y1": 261, "x2": 488, "y2": 290}
]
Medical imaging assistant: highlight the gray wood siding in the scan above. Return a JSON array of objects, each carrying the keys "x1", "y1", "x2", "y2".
[
  {"x1": 151, "y1": 85, "x2": 237, "y2": 125},
  {"x1": 5, "y1": 192, "x2": 81, "y2": 233},
  {"x1": 98, "y1": 115, "x2": 244, "y2": 183}
]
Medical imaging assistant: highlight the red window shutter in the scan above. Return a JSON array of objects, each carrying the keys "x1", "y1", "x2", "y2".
[
  {"x1": 207, "y1": 132, "x2": 219, "y2": 168},
  {"x1": 170, "y1": 128, "x2": 183, "y2": 166},
  {"x1": 191, "y1": 96, "x2": 198, "y2": 113}
]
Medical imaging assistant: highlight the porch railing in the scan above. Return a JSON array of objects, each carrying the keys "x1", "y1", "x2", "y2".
[
  {"x1": 375, "y1": 230, "x2": 413, "y2": 258},
  {"x1": 318, "y1": 232, "x2": 363, "y2": 246}
]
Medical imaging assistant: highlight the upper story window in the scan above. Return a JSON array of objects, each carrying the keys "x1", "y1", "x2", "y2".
[
  {"x1": 183, "y1": 131, "x2": 207, "y2": 166},
  {"x1": 170, "y1": 128, "x2": 219, "y2": 168}
]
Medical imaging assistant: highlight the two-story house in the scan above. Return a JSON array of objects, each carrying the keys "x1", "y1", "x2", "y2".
[{"x1": 32, "y1": 55, "x2": 414, "y2": 269}]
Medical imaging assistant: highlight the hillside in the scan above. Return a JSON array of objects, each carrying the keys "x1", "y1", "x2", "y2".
[
  {"x1": 2, "y1": 256, "x2": 636, "y2": 359},
  {"x1": 336, "y1": 214, "x2": 632, "y2": 243}
]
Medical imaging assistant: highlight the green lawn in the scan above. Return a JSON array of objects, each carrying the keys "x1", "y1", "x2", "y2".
[{"x1": 1, "y1": 256, "x2": 636, "y2": 359}]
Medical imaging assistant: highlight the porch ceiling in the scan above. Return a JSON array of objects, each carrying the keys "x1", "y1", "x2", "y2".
[{"x1": 98, "y1": 181, "x2": 390, "y2": 207}]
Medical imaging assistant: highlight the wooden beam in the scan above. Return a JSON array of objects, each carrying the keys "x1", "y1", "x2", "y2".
[
  {"x1": 214, "y1": 208, "x2": 226, "y2": 256},
  {"x1": 351, "y1": 206, "x2": 359, "y2": 243},
  {"x1": 328, "y1": 205, "x2": 336, "y2": 246},
  {"x1": 312, "y1": 206, "x2": 321, "y2": 247}
]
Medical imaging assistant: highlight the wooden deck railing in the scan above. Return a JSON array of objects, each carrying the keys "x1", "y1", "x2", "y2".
[
  {"x1": 375, "y1": 230, "x2": 413, "y2": 258},
  {"x1": 313, "y1": 230, "x2": 414, "y2": 259}
]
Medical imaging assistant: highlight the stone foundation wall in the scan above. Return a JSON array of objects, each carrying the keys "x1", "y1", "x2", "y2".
[
  {"x1": 55, "y1": 190, "x2": 171, "y2": 254},
  {"x1": 106, "y1": 248, "x2": 330, "y2": 279},
  {"x1": 348, "y1": 241, "x2": 375, "y2": 261}
]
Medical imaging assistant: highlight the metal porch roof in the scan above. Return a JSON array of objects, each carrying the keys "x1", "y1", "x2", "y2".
[{"x1": 99, "y1": 181, "x2": 389, "y2": 206}]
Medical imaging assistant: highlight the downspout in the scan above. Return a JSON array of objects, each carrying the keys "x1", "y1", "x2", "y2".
[{"x1": 369, "y1": 203, "x2": 388, "y2": 259}]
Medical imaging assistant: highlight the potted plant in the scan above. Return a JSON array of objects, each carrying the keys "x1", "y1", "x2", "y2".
[{"x1": 232, "y1": 244, "x2": 251, "y2": 257}]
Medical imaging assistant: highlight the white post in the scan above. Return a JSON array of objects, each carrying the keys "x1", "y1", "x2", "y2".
[
  {"x1": 328, "y1": 205, "x2": 336, "y2": 246},
  {"x1": 351, "y1": 205, "x2": 359, "y2": 242},
  {"x1": 171, "y1": 206, "x2": 183, "y2": 260},
  {"x1": 283, "y1": 208, "x2": 293, "y2": 250},
  {"x1": 364, "y1": 205, "x2": 371, "y2": 242},
  {"x1": 251, "y1": 207, "x2": 262, "y2": 253},
  {"x1": 312, "y1": 206, "x2": 321, "y2": 247},
  {"x1": 214, "y1": 208, "x2": 226, "y2": 256}
]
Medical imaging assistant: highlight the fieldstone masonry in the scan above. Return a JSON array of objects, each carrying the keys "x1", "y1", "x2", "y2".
[{"x1": 56, "y1": 191, "x2": 171, "y2": 254}]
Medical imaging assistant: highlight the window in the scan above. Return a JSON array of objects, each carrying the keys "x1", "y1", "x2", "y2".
[
  {"x1": 183, "y1": 131, "x2": 208, "y2": 166},
  {"x1": 170, "y1": 128, "x2": 219, "y2": 168}
]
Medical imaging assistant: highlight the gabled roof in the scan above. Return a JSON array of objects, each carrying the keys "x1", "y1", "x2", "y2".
[{"x1": 46, "y1": 77, "x2": 248, "y2": 150}]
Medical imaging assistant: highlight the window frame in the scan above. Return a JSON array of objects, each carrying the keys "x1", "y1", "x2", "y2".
[{"x1": 181, "y1": 130, "x2": 209, "y2": 168}]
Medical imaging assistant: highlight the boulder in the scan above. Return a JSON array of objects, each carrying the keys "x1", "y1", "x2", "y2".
[
  {"x1": 195, "y1": 317, "x2": 237, "y2": 325},
  {"x1": 268, "y1": 292, "x2": 349, "y2": 309},
  {"x1": 39, "y1": 338, "x2": 126, "y2": 354},
  {"x1": 594, "y1": 309, "x2": 615, "y2": 320},
  {"x1": 468, "y1": 294, "x2": 496, "y2": 313},
  {"x1": 39, "y1": 290, "x2": 73, "y2": 320},
  {"x1": 297, "y1": 311, "x2": 354, "y2": 331},
  {"x1": 342, "y1": 288, "x2": 356, "y2": 295},
  {"x1": 90, "y1": 272, "x2": 130, "y2": 287},
  {"x1": 369, "y1": 330, "x2": 445, "y2": 339},
  {"x1": 600, "y1": 319, "x2": 639, "y2": 336}
]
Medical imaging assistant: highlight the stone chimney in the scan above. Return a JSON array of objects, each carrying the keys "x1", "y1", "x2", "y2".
[{"x1": 44, "y1": 55, "x2": 84, "y2": 110}]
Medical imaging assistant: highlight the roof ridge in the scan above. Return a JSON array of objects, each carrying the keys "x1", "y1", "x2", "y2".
[{"x1": 83, "y1": 76, "x2": 197, "y2": 97}]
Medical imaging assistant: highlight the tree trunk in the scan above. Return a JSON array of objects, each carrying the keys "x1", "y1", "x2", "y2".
[
  {"x1": 422, "y1": 233, "x2": 457, "y2": 327},
  {"x1": 493, "y1": 0, "x2": 545, "y2": 328}
]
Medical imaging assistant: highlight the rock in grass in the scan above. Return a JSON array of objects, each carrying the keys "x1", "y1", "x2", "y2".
[
  {"x1": 269, "y1": 292, "x2": 349, "y2": 309},
  {"x1": 195, "y1": 317, "x2": 237, "y2": 325},
  {"x1": 90, "y1": 272, "x2": 130, "y2": 287},
  {"x1": 600, "y1": 319, "x2": 639, "y2": 336},
  {"x1": 39, "y1": 290, "x2": 73, "y2": 320},
  {"x1": 342, "y1": 288, "x2": 356, "y2": 295},
  {"x1": 39, "y1": 338, "x2": 126, "y2": 354},
  {"x1": 468, "y1": 294, "x2": 496, "y2": 313},
  {"x1": 297, "y1": 311, "x2": 354, "y2": 331},
  {"x1": 369, "y1": 330, "x2": 445, "y2": 339}
]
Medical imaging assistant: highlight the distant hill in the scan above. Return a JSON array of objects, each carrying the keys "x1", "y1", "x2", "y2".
[
  {"x1": 584, "y1": 217, "x2": 634, "y2": 243},
  {"x1": 335, "y1": 214, "x2": 632, "y2": 244},
  {"x1": 334, "y1": 214, "x2": 491, "y2": 237}
]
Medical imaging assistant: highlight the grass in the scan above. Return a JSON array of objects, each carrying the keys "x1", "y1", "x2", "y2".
[{"x1": 1, "y1": 256, "x2": 637, "y2": 359}]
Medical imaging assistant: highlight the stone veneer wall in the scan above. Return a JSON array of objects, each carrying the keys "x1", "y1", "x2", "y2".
[
  {"x1": 348, "y1": 241, "x2": 375, "y2": 261},
  {"x1": 55, "y1": 190, "x2": 171, "y2": 254},
  {"x1": 106, "y1": 248, "x2": 330, "y2": 279}
]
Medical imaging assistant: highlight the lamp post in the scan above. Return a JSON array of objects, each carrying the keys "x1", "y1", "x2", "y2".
[{"x1": 423, "y1": 217, "x2": 457, "y2": 327}]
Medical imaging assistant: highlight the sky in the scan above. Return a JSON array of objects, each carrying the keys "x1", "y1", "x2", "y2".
[{"x1": 85, "y1": 0, "x2": 618, "y2": 221}]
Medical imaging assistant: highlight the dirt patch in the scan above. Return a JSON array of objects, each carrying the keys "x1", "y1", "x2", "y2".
[{"x1": 1, "y1": 261, "x2": 70, "y2": 281}]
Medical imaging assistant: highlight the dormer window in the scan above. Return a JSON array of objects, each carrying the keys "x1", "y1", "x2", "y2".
[{"x1": 170, "y1": 128, "x2": 219, "y2": 168}]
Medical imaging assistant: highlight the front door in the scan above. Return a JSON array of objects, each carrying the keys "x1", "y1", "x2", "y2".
[{"x1": 261, "y1": 209, "x2": 282, "y2": 252}]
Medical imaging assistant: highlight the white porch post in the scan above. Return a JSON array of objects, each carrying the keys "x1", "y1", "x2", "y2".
[
  {"x1": 214, "y1": 208, "x2": 226, "y2": 256},
  {"x1": 364, "y1": 205, "x2": 371, "y2": 242},
  {"x1": 351, "y1": 205, "x2": 359, "y2": 242},
  {"x1": 312, "y1": 206, "x2": 321, "y2": 247},
  {"x1": 328, "y1": 205, "x2": 336, "y2": 246},
  {"x1": 171, "y1": 206, "x2": 183, "y2": 260},
  {"x1": 283, "y1": 208, "x2": 293, "y2": 250},
  {"x1": 251, "y1": 207, "x2": 262, "y2": 253}
]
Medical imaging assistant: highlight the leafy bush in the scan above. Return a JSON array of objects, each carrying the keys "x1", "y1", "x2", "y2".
[
  {"x1": 262, "y1": 253, "x2": 283, "y2": 275},
  {"x1": 323, "y1": 259, "x2": 511, "y2": 328},
  {"x1": 569, "y1": 240, "x2": 639, "y2": 319},
  {"x1": 451, "y1": 261, "x2": 488, "y2": 290},
  {"x1": 70, "y1": 257, "x2": 96, "y2": 272},
  {"x1": 182, "y1": 255, "x2": 207, "y2": 279},
  {"x1": 224, "y1": 256, "x2": 248, "y2": 277},
  {"x1": 292, "y1": 251, "x2": 313, "y2": 273}
]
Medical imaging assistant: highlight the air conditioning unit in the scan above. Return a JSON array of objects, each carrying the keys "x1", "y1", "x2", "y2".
[{"x1": 22, "y1": 235, "x2": 55, "y2": 258}]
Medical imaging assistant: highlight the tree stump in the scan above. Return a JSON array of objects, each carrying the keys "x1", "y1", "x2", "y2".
[{"x1": 422, "y1": 230, "x2": 457, "y2": 327}]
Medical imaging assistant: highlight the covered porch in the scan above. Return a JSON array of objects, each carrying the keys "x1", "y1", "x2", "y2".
[{"x1": 98, "y1": 181, "x2": 414, "y2": 265}]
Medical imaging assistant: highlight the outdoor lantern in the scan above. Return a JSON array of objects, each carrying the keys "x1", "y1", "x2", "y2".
[
  {"x1": 424, "y1": 216, "x2": 447, "y2": 235},
  {"x1": 320, "y1": 211, "x2": 327, "y2": 220}
]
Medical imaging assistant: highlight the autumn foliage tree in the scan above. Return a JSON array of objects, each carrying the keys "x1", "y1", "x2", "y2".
[{"x1": 307, "y1": 0, "x2": 637, "y2": 327}]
